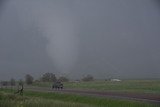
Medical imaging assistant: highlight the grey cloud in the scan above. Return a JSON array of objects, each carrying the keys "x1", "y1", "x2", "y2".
[{"x1": 0, "y1": 0, "x2": 160, "y2": 80}]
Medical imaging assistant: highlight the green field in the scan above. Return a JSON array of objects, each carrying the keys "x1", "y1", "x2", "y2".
[
  {"x1": 33, "y1": 80, "x2": 160, "y2": 94},
  {"x1": 1, "y1": 80, "x2": 159, "y2": 107},
  {"x1": 0, "y1": 89, "x2": 159, "y2": 107}
]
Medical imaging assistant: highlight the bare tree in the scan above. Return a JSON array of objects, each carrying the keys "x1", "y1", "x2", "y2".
[{"x1": 14, "y1": 81, "x2": 24, "y2": 96}]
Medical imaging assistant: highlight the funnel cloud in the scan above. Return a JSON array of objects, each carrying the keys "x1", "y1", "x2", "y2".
[{"x1": 0, "y1": 0, "x2": 160, "y2": 80}]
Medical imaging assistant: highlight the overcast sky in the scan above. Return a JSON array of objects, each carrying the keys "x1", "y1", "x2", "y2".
[{"x1": 0, "y1": 0, "x2": 160, "y2": 80}]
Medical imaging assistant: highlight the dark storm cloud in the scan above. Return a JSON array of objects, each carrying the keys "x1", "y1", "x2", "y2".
[
  {"x1": 0, "y1": 0, "x2": 5, "y2": 7},
  {"x1": 71, "y1": 0, "x2": 160, "y2": 79},
  {"x1": 0, "y1": 0, "x2": 7, "y2": 15},
  {"x1": 0, "y1": 0, "x2": 160, "y2": 80},
  {"x1": 0, "y1": 1, "x2": 56, "y2": 80}
]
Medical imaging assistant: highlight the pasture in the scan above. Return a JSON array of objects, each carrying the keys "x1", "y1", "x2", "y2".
[
  {"x1": 33, "y1": 80, "x2": 160, "y2": 94},
  {"x1": 0, "y1": 89, "x2": 159, "y2": 107},
  {"x1": 0, "y1": 79, "x2": 160, "y2": 107}
]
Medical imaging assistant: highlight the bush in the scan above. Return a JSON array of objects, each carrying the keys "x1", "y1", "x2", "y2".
[{"x1": 41, "y1": 73, "x2": 57, "y2": 82}]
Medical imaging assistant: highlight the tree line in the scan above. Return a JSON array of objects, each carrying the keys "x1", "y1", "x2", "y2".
[{"x1": 0, "y1": 73, "x2": 94, "y2": 86}]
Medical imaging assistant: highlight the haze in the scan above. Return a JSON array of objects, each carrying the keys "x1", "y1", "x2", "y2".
[{"x1": 0, "y1": 0, "x2": 160, "y2": 80}]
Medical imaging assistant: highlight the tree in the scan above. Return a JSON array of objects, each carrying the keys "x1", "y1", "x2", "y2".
[
  {"x1": 41, "y1": 72, "x2": 57, "y2": 82},
  {"x1": 25, "y1": 74, "x2": 34, "y2": 85},
  {"x1": 58, "y1": 76, "x2": 69, "y2": 82},
  {"x1": 10, "y1": 78, "x2": 16, "y2": 86},
  {"x1": 82, "y1": 74, "x2": 94, "y2": 82}
]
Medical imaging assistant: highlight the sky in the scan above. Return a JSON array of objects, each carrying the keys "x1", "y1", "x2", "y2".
[{"x1": 0, "y1": 0, "x2": 160, "y2": 80}]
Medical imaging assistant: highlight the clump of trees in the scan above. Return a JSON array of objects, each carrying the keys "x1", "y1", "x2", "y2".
[
  {"x1": 41, "y1": 72, "x2": 57, "y2": 82},
  {"x1": 24, "y1": 72, "x2": 70, "y2": 84},
  {"x1": 0, "y1": 72, "x2": 95, "y2": 86},
  {"x1": 82, "y1": 74, "x2": 94, "y2": 82}
]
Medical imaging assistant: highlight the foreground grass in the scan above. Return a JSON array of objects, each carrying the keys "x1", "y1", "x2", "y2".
[
  {"x1": 0, "y1": 92, "x2": 92, "y2": 107},
  {"x1": 0, "y1": 89, "x2": 159, "y2": 107},
  {"x1": 33, "y1": 80, "x2": 160, "y2": 94}
]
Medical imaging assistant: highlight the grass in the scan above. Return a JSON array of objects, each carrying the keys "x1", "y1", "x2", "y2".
[
  {"x1": 1, "y1": 79, "x2": 160, "y2": 107},
  {"x1": 33, "y1": 80, "x2": 160, "y2": 94},
  {"x1": 0, "y1": 88, "x2": 159, "y2": 107},
  {"x1": 24, "y1": 91, "x2": 159, "y2": 107},
  {"x1": 0, "y1": 92, "x2": 93, "y2": 107}
]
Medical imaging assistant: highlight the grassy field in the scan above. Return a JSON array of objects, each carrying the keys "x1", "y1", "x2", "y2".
[
  {"x1": 0, "y1": 89, "x2": 159, "y2": 107},
  {"x1": 1, "y1": 80, "x2": 159, "y2": 107},
  {"x1": 33, "y1": 80, "x2": 160, "y2": 94},
  {"x1": 0, "y1": 92, "x2": 92, "y2": 107}
]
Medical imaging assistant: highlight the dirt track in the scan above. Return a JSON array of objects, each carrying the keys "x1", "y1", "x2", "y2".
[{"x1": 24, "y1": 86, "x2": 160, "y2": 104}]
